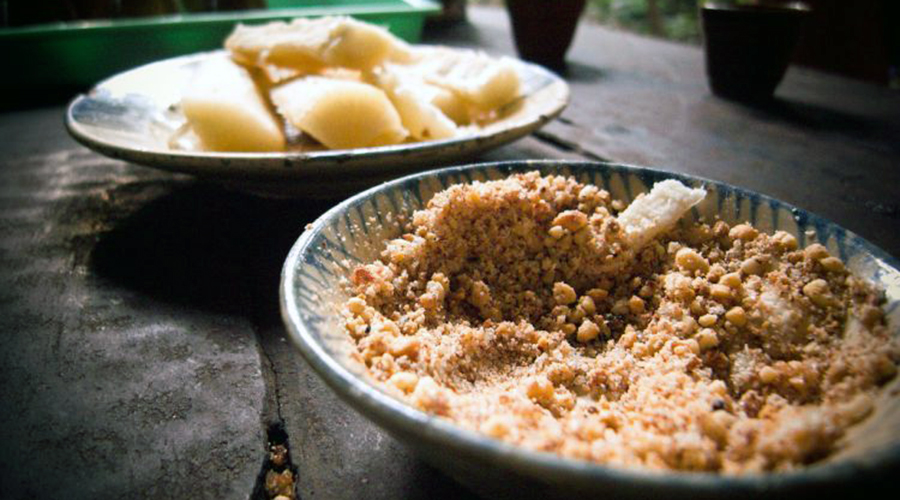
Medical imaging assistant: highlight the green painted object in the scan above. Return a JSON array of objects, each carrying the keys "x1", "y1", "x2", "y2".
[{"x1": 1, "y1": 0, "x2": 439, "y2": 92}]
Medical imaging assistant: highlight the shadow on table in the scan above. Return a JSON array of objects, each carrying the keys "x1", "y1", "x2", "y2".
[
  {"x1": 561, "y1": 61, "x2": 608, "y2": 84},
  {"x1": 722, "y1": 96, "x2": 900, "y2": 154},
  {"x1": 89, "y1": 179, "x2": 485, "y2": 499},
  {"x1": 90, "y1": 181, "x2": 332, "y2": 322},
  {"x1": 0, "y1": 86, "x2": 85, "y2": 112}
]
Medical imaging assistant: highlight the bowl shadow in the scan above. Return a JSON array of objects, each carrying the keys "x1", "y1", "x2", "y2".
[
  {"x1": 88, "y1": 179, "x2": 485, "y2": 499},
  {"x1": 726, "y1": 96, "x2": 900, "y2": 155},
  {"x1": 90, "y1": 181, "x2": 332, "y2": 322}
]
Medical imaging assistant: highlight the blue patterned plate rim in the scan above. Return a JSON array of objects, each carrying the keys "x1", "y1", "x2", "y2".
[{"x1": 281, "y1": 159, "x2": 900, "y2": 493}]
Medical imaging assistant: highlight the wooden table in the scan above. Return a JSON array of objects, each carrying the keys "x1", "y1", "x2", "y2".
[{"x1": 1, "y1": 6, "x2": 898, "y2": 499}]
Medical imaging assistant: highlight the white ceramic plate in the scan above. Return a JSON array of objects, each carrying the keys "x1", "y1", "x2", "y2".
[{"x1": 65, "y1": 50, "x2": 569, "y2": 198}]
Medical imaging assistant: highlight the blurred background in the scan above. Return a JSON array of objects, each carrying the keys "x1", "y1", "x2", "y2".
[
  {"x1": 2, "y1": 0, "x2": 898, "y2": 87},
  {"x1": 478, "y1": 0, "x2": 899, "y2": 86}
]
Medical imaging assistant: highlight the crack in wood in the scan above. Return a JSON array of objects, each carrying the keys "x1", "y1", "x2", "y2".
[
  {"x1": 531, "y1": 129, "x2": 611, "y2": 162},
  {"x1": 254, "y1": 334, "x2": 301, "y2": 500}
]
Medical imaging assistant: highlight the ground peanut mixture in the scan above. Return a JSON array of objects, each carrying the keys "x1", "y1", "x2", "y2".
[{"x1": 343, "y1": 172, "x2": 899, "y2": 473}]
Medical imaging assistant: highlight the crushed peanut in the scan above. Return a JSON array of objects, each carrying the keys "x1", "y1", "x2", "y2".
[{"x1": 343, "y1": 172, "x2": 898, "y2": 474}]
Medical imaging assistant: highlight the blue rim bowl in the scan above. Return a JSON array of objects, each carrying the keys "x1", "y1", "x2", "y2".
[{"x1": 281, "y1": 160, "x2": 900, "y2": 499}]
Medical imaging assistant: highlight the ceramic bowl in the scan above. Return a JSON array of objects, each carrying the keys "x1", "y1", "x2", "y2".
[{"x1": 280, "y1": 160, "x2": 900, "y2": 499}]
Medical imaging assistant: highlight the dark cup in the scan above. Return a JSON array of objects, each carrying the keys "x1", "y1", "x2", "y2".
[
  {"x1": 506, "y1": 0, "x2": 586, "y2": 73},
  {"x1": 702, "y1": 2, "x2": 810, "y2": 102}
]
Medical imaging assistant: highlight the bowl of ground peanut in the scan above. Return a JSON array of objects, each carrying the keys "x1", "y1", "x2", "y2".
[{"x1": 281, "y1": 160, "x2": 900, "y2": 499}]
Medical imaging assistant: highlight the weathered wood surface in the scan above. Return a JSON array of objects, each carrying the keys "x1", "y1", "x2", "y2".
[
  {"x1": 0, "y1": 109, "x2": 268, "y2": 499},
  {"x1": 1, "y1": 6, "x2": 899, "y2": 500}
]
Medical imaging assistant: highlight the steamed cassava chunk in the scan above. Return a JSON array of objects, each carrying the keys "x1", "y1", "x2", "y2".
[
  {"x1": 181, "y1": 55, "x2": 285, "y2": 152},
  {"x1": 226, "y1": 19, "x2": 328, "y2": 73},
  {"x1": 225, "y1": 16, "x2": 408, "y2": 74},
  {"x1": 428, "y1": 85, "x2": 472, "y2": 125},
  {"x1": 617, "y1": 179, "x2": 707, "y2": 247},
  {"x1": 585, "y1": 179, "x2": 707, "y2": 274},
  {"x1": 324, "y1": 18, "x2": 411, "y2": 69},
  {"x1": 407, "y1": 47, "x2": 521, "y2": 113},
  {"x1": 271, "y1": 77, "x2": 407, "y2": 149},
  {"x1": 371, "y1": 64, "x2": 458, "y2": 140}
]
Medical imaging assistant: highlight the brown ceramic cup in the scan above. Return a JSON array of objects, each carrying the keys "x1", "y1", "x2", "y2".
[
  {"x1": 702, "y1": 2, "x2": 810, "y2": 102},
  {"x1": 506, "y1": 0, "x2": 586, "y2": 73}
]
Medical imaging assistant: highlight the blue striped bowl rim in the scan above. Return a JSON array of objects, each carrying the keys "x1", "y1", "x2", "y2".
[{"x1": 281, "y1": 160, "x2": 900, "y2": 495}]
